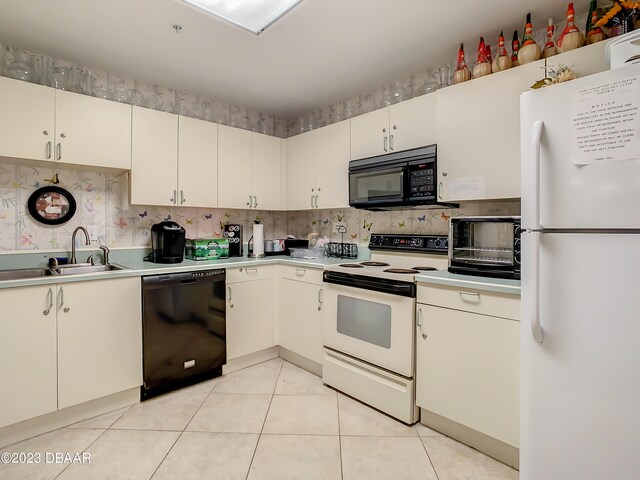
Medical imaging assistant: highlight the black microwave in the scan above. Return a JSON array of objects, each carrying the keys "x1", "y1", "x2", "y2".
[{"x1": 348, "y1": 145, "x2": 456, "y2": 210}]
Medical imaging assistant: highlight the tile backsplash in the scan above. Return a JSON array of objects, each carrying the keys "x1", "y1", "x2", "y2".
[{"x1": 0, "y1": 161, "x2": 519, "y2": 253}]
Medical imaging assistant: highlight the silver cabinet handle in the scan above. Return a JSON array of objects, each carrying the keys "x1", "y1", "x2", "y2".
[
  {"x1": 417, "y1": 307, "x2": 427, "y2": 339},
  {"x1": 438, "y1": 182, "x2": 443, "y2": 200},
  {"x1": 310, "y1": 195, "x2": 314, "y2": 208},
  {"x1": 227, "y1": 286, "x2": 233, "y2": 308},
  {"x1": 383, "y1": 136, "x2": 388, "y2": 152},
  {"x1": 170, "y1": 190, "x2": 176, "y2": 204},
  {"x1": 56, "y1": 143, "x2": 62, "y2": 160},
  {"x1": 59, "y1": 287, "x2": 70, "y2": 312},
  {"x1": 46, "y1": 141, "x2": 52, "y2": 159},
  {"x1": 180, "y1": 190, "x2": 185, "y2": 205},
  {"x1": 43, "y1": 288, "x2": 53, "y2": 316},
  {"x1": 295, "y1": 268, "x2": 306, "y2": 276},
  {"x1": 458, "y1": 290, "x2": 480, "y2": 302},
  {"x1": 389, "y1": 134, "x2": 394, "y2": 151},
  {"x1": 245, "y1": 267, "x2": 258, "y2": 273},
  {"x1": 317, "y1": 288, "x2": 323, "y2": 311},
  {"x1": 313, "y1": 195, "x2": 319, "y2": 208},
  {"x1": 247, "y1": 195, "x2": 252, "y2": 208},
  {"x1": 253, "y1": 195, "x2": 257, "y2": 209}
]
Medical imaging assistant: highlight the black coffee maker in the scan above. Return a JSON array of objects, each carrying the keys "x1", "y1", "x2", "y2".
[{"x1": 151, "y1": 221, "x2": 186, "y2": 263}]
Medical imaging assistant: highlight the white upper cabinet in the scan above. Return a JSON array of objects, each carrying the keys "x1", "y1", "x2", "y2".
[
  {"x1": 286, "y1": 119, "x2": 351, "y2": 210},
  {"x1": 546, "y1": 39, "x2": 611, "y2": 79},
  {"x1": 286, "y1": 130, "x2": 316, "y2": 210},
  {"x1": 0, "y1": 76, "x2": 55, "y2": 162},
  {"x1": 436, "y1": 59, "x2": 544, "y2": 202},
  {"x1": 388, "y1": 93, "x2": 438, "y2": 153},
  {"x1": 178, "y1": 116, "x2": 218, "y2": 208},
  {"x1": 350, "y1": 108, "x2": 389, "y2": 160},
  {"x1": 131, "y1": 106, "x2": 178, "y2": 206},
  {"x1": 218, "y1": 126, "x2": 282, "y2": 209},
  {"x1": 251, "y1": 132, "x2": 282, "y2": 210},
  {"x1": 55, "y1": 90, "x2": 132, "y2": 169},
  {"x1": 315, "y1": 120, "x2": 350, "y2": 209},
  {"x1": 350, "y1": 93, "x2": 437, "y2": 161}
]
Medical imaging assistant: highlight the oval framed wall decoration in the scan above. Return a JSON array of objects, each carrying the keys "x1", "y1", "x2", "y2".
[{"x1": 27, "y1": 186, "x2": 77, "y2": 226}]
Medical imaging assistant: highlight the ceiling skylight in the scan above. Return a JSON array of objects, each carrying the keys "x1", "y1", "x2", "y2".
[{"x1": 180, "y1": 0, "x2": 303, "y2": 35}]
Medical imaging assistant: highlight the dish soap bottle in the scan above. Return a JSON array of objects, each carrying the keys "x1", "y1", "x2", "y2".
[
  {"x1": 453, "y1": 43, "x2": 472, "y2": 84},
  {"x1": 518, "y1": 13, "x2": 541, "y2": 64},
  {"x1": 558, "y1": 2, "x2": 585, "y2": 53}
]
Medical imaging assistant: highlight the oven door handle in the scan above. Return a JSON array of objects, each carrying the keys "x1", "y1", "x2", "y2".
[{"x1": 323, "y1": 271, "x2": 416, "y2": 298}]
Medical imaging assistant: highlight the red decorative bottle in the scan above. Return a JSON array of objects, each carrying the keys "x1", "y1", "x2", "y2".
[
  {"x1": 473, "y1": 37, "x2": 492, "y2": 78},
  {"x1": 453, "y1": 43, "x2": 472, "y2": 84},
  {"x1": 492, "y1": 30, "x2": 512, "y2": 72},
  {"x1": 558, "y1": 2, "x2": 585, "y2": 53},
  {"x1": 511, "y1": 30, "x2": 520, "y2": 67},
  {"x1": 518, "y1": 13, "x2": 541, "y2": 64},
  {"x1": 543, "y1": 17, "x2": 558, "y2": 58}
]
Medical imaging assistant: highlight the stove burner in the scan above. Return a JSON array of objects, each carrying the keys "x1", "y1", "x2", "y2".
[
  {"x1": 360, "y1": 261, "x2": 390, "y2": 267},
  {"x1": 340, "y1": 264, "x2": 364, "y2": 268},
  {"x1": 383, "y1": 268, "x2": 420, "y2": 274},
  {"x1": 412, "y1": 266, "x2": 438, "y2": 271}
]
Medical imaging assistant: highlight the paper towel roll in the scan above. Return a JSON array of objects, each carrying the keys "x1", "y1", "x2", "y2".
[{"x1": 253, "y1": 223, "x2": 264, "y2": 256}]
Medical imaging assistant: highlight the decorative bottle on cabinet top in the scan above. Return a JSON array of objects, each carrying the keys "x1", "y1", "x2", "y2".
[
  {"x1": 543, "y1": 17, "x2": 558, "y2": 58},
  {"x1": 453, "y1": 43, "x2": 472, "y2": 84},
  {"x1": 473, "y1": 37, "x2": 492, "y2": 78},
  {"x1": 492, "y1": 30, "x2": 513, "y2": 72},
  {"x1": 511, "y1": 30, "x2": 520, "y2": 67},
  {"x1": 585, "y1": 0, "x2": 607, "y2": 45},
  {"x1": 518, "y1": 13, "x2": 541, "y2": 64},
  {"x1": 558, "y1": 2, "x2": 585, "y2": 53}
]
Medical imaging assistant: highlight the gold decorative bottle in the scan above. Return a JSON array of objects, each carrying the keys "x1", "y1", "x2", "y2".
[
  {"x1": 518, "y1": 13, "x2": 541, "y2": 64},
  {"x1": 492, "y1": 31, "x2": 513, "y2": 72},
  {"x1": 453, "y1": 43, "x2": 472, "y2": 84},
  {"x1": 558, "y1": 2, "x2": 585, "y2": 52},
  {"x1": 473, "y1": 37, "x2": 492, "y2": 78}
]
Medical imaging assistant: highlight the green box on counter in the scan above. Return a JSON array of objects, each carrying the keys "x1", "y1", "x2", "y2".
[{"x1": 185, "y1": 238, "x2": 229, "y2": 261}]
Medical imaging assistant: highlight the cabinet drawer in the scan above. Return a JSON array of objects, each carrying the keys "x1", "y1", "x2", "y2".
[
  {"x1": 227, "y1": 265, "x2": 275, "y2": 283},
  {"x1": 279, "y1": 265, "x2": 323, "y2": 284},
  {"x1": 417, "y1": 284, "x2": 519, "y2": 320}
]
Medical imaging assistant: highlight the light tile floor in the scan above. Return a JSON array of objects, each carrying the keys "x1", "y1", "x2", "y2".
[{"x1": 0, "y1": 358, "x2": 519, "y2": 480}]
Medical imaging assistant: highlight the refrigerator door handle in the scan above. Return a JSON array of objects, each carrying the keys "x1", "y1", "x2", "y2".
[
  {"x1": 530, "y1": 231, "x2": 544, "y2": 343},
  {"x1": 531, "y1": 120, "x2": 543, "y2": 230}
]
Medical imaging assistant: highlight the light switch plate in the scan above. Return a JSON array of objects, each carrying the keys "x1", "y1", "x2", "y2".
[{"x1": 88, "y1": 225, "x2": 98, "y2": 242}]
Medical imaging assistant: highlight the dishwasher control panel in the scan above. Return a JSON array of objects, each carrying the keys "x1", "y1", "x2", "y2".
[{"x1": 192, "y1": 269, "x2": 225, "y2": 278}]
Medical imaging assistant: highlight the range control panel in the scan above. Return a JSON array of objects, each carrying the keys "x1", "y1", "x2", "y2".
[{"x1": 368, "y1": 234, "x2": 448, "y2": 254}]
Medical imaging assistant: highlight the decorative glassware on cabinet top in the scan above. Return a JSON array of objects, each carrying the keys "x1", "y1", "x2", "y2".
[
  {"x1": 6, "y1": 49, "x2": 35, "y2": 83},
  {"x1": 53, "y1": 66, "x2": 69, "y2": 90}
]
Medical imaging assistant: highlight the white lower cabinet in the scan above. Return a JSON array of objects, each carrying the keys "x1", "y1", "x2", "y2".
[
  {"x1": 57, "y1": 277, "x2": 142, "y2": 409},
  {"x1": 278, "y1": 267, "x2": 323, "y2": 364},
  {"x1": 416, "y1": 285, "x2": 520, "y2": 448},
  {"x1": 0, "y1": 278, "x2": 142, "y2": 428},
  {"x1": 0, "y1": 285, "x2": 58, "y2": 428},
  {"x1": 226, "y1": 267, "x2": 275, "y2": 360}
]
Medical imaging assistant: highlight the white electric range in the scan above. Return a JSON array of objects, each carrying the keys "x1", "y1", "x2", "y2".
[{"x1": 321, "y1": 233, "x2": 449, "y2": 424}]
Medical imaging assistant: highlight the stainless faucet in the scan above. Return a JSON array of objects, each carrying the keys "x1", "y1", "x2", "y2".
[
  {"x1": 70, "y1": 226, "x2": 91, "y2": 264},
  {"x1": 99, "y1": 245, "x2": 110, "y2": 265}
]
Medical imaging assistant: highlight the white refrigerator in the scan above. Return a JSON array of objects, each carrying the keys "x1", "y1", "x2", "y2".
[{"x1": 520, "y1": 62, "x2": 640, "y2": 480}]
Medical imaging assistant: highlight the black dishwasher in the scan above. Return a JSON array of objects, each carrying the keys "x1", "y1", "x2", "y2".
[{"x1": 141, "y1": 269, "x2": 226, "y2": 400}]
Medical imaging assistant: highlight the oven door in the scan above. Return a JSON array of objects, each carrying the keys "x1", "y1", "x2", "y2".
[
  {"x1": 322, "y1": 281, "x2": 415, "y2": 377},
  {"x1": 349, "y1": 166, "x2": 406, "y2": 208}
]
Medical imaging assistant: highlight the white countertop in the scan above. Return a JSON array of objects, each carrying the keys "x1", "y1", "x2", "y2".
[{"x1": 416, "y1": 270, "x2": 521, "y2": 296}]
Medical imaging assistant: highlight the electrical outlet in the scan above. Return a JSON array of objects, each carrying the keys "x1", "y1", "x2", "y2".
[
  {"x1": 333, "y1": 222, "x2": 347, "y2": 234},
  {"x1": 88, "y1": 225, "x2": 98, "y2": 242}
]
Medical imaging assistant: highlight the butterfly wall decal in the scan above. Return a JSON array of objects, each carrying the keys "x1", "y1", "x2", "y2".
[
  {"x1": 164, "y1": 215, "x2": 172, "y2": 221},
  {"x1": 417, "y1": 215, "x2": 427, "y2": 222},
  {"x1": 398, "y1": 221, "x2": 406, "y2": 228},
  {"x1": 139, "y1": 210, "x2": 148, "y2": 218},
  {"x1": 440, "y1": 212, "x2": 451, "y2": 221},
  {"x1": 336, "y1": 214, "x2": 345, "y2": 222},
  {"x1": 44, "y1": 173, "x2": 60, "y2": 184},
  {"x1": 205, "y1": 213, "x2": 212, "y2": 220},
  {"x1": 186, "y1": 219, "x2": 194, "y2": 225},
  {"x1": 362, "y1": 220, "x2": 373, "y2": 231},
  {"x1": 323, "y1": 219, "x2": 330, "y2": 225},
  {"x1": 350, "y1": 234, "x2": 358, "y2": 241}
]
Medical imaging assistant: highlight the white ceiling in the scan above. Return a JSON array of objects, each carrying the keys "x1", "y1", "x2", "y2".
[{"x1": 0, "y1": 0, "x2": 578, "y2": 119}]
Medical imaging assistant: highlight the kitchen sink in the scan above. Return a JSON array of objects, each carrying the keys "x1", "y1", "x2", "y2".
[
  {"x1": 50, "y1": 264, "x2": 128, "y2": 276},
  {"x1": 0, "y1": 267, "x2": 55, "y2": 281}
]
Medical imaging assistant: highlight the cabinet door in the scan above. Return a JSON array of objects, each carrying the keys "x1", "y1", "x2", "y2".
[
  {"x1": 0, "y1": 76, "x2": 55, "y2": 162},
  {"x1": 55, "y1": 90, "x2": 132, "y2": 169},
  {"x1": 547, "y1": 40, "x2": 611, "y2": 79},
  {"x1": 416, "y1": 304, "x2": 519, "y2": 447},
  {"x1": 218, "y1": 125, "x2": 253, "y2": 209},
  {"x1": 57, "y1": 278, "x2": 142, "y2": 409},
  {"x1": 178, "y1": 116, "x2": 218, "y2": 208},
  {"x1": 389, "y1": 93, "x2": 437, "y2": 152},
  {"x1": 226, "y1": 278, "x2": 275, "y2": 360},
  {"x1": 315, "y1": 120, "x2": 350, "y2": 209},
  {"x1": 436, "y1": 60, "x2": 543, "y2": 201},
  {"x1": 251, "y1": 132, "x2": 281, "y2": 210},
  {"x1": 0, "y1": 285, "x2": 57, "y2": 428},
  {"x1": 350, "y1": 108, "x2": 389, "y2": 160},
  {"x1": 131, "y1": 107, "x2": 178, "y2": 206},
  {"x1": 279, "y1": 279, "x2": 323, "y2": 364},
  {"x1": 285, "y1": 130, "x2": 316, "y2": 210}
]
